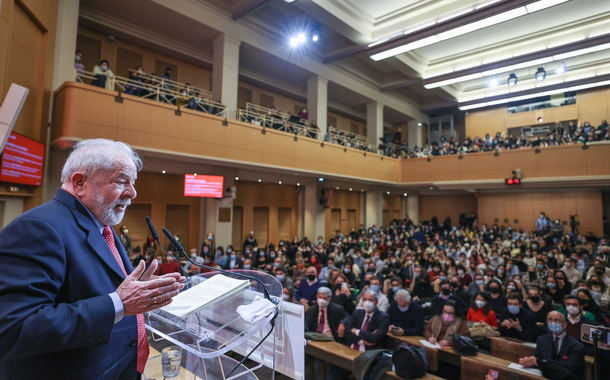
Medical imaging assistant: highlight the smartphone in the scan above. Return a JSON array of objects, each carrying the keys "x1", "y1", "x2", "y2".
[{"x1": 341, "y1": 282, "x2": 348, "y2": 290}]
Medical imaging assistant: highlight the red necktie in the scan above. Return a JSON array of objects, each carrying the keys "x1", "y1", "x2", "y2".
[
  {"x1": 362, "y1": 314, "x2": 371, "y2": 332},
  {"x1": 103, "y1": 226, "x2": 149, "y2": 373},
  {"x1": 317, "y1": 309, "x2": 325, "y2": 333}
]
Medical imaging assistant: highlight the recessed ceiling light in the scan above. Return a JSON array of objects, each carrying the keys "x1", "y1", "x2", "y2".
[
  {"x1": 297, "y1": 183, "x2": 300, "y2": 186},
  {"x1": 258, "y1": 179, "x2": 262, "y2": 182},
  {"x1": 162, "y1": 170, "x2": 166, "y2": 174},
  {"x1": 430, "y1": 186, "x2": 434, "y2": 190},
  {"x1": 336, "y1": 187, "x2": 339, "y2": 190},
  {"x1": 489, "y1": 78, "x2": 498, "y2": 87},
  {"x1": 235, "y1": 176, "x2": 239, "y2": 180},
  {"x1": 387, "y1": 191, "x2": 390, "y2": 195},
  {"x1": 279, "y1": 181, "x2": 282, "y2": 184},
  {"x1": 349, "y1": 188, "x2": 353, "y2": 191},
  {"x1": 361, "y1": 189, "x2": 364, "y2": 192},
  {"x1": 404, "y1": 193, "x2": 408, "y2": 196},
  {"x1": 193, "y1": 173, "x2": 197, "y2": 177}
]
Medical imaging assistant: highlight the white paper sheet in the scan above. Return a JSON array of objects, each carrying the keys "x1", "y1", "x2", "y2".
[
  {"x1": 420, "y1": 339, "x2": 441, "y2": 349},
  {"x1": 508, "y1": 363, "x2": 543, "y2": 377},
  {"x1": 162, "y1": 274, "x2": 249, "y2": 317}
]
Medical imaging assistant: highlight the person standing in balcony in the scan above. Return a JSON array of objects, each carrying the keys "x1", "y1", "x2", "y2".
[
  {"x1": 92, "y1": 60, "x2": 114, "y2": 90},
  {"x1": 159, "y1": 67, "x2": 173, "y2": 91},
  {"x1": 74, "y1": 50, "x2": 84, "y2": 83}
]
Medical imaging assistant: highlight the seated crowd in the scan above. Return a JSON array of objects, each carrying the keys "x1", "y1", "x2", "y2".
[
  {"x1": 74, "y1": 51, "x2": 224, "y2": 114},
  {"x1": 384, "y1": 120, "x2": 610, "y2": 159},
  {"x1": 131, "y1": 212, "x2": 609, "y2": 378}
]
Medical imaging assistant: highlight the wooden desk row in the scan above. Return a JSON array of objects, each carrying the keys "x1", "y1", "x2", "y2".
[{"x1": 305, "y1": 340, "x2": 444, "y2": 380}]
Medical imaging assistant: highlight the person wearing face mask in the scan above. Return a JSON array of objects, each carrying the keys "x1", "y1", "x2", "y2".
[
  {"x1": 426, "y1": 300, "x2": 470, "y2": 347},
  {"x1": 586, "y1": 276, "x2": 610, "y2": 309},
  {"x1": 467, "y1": 292, "x2": 498, "y2": 327},
  {"x1": 331, "y1": 276, "x2": 355, "y2": 315},
  {"x1": 430, "y1": 280, "x2": 468, "y2": 319},
  {"x1": 222, "y1": 246, "x2": 242, "y2": 270},
  {"x1": 74, "y1": 50, "x2": 85, "y2": 82},
  {"x1": 544, "y1": 277, "x2": 564, "y2": 304},
  {"x1": 519, "y1": 311, "x2": 585, "y2": 377},
  {"x1": 356, "y1": 277, "x2": 389, "y2": 312},
  {"x1": 586, "y1": 259, "x2": 610, "y2": 284},
  {"x1": 499, "y1": 293, "x2": 536, "y2": 342},
  {"x1": 242, "y1": 231, "x2": 257, "y2": 253},
  {"x1": 341, "y1": 262, "x2": 357, "y2": 288},
  {"x1": 305, "y1": 287, "x2": 351, "y2": 379},
  {"x1": 295, "y1": 267, "x2": 321, "y2": 306},
  {"x1": 92, "y1": 59, "x2": 114, "y2": 90},
  {"x1": 184, "y1": 248, "x2": 203, "y2": 275},
  {"x1": 467, "y1": 274, "x2": 486, "y2": 294},
  {"x1": 388, "y1": 289, "x2": 424, "y2": 336},
  {"x1": 536, "y1": 212, "x2": 550, "y2": 234},
  {"x1": 384, "y1": 277, "x2": 403, "y2": 304},
  {"x1": 346, "y1": 289, "x2": 390, "y2": 352},
  {"x1": 318, "y1": 258, "x2": 336, "y2": 285},
  {"x1": 487, "y1": 280, "x2": 508, "y2": 315}
]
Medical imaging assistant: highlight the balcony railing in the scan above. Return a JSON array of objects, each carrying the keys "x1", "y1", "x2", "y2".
[{"x1": 74, "y1": 69, "x2": 227, "y2": 117}]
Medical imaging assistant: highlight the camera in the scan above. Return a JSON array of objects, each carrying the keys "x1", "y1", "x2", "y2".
[{"x1": 108, "y1": 35, "x2": 116, "y2": 44}]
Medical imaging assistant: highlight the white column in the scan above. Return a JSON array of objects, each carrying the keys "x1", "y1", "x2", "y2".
[
  {"x1": 307, "y1": 76, "x2": 328, "y2": 139},
  {"x1": 203, "y1": 170, "x2": 235, "y2": 247},
  {"x1": 52, "y1": 0, "x2": 80, "y2": 90},
  {"x1": 408, "y1": 120, "x2": 423, "y2": 148},
  {"x1": 366, "y1": 101, "x2": 384, "y2": 147},
  {"x1": 407, "y1": 191, "x2": 419, "y2": 224},
  {"x1": 212, "y1": 34, "x2": 241, "y2": 119},
  {"x1": 365, "y1": 187, "x2": 383, "y2": 228}
]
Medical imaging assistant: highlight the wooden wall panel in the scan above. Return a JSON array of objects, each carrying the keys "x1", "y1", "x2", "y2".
[
  {"x1": 232, "y1": 206, "x2": 243, "y2": 248},
  {"x1": 233, "y1": 181, "x2": 299, "y2": 247},
  {"x1": 419, "y1": 194, "x2": 478, "y2": 225},
  {"x1": 165, "y1": 204, "x2": 190, "y2": 251},
  {"x1": 124, "y1": 172, "x2": 201, "y2": 253},
  {"x1": 324, "y1": 190, "x2": 362, "y2": 238},
  {"x1": 115, "y1": 203, "x2": 151, "y2": 256},
  {"x1": 465, "y1": 107, "x2": 507, "y2": 138},
  {"x1": 253, "y1": 207, "x2": 269, "y2": 247},
  {"x1": 383, "y1": 194, "x2": 403, "y2": 222},
  {"x1": 477, "y1": 191, "x2": 603, "y2": 235},
  {"x1": 577, "y1": 88, "x2": 609, "y2": 126},
  {"x1": 277, "y1": 207, "x2": 292, "y2": 242}
]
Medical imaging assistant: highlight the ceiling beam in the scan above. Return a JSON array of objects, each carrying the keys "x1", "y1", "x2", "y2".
[
  {"x1": 323, "y1": 0, "x2": 541, "y2": 64},
  {"x1": 231, "y1": 0, "x2": 272, "y2": 21},
  {"x1": 381, "y1": 33, "x2": 610, "y2": 91}
]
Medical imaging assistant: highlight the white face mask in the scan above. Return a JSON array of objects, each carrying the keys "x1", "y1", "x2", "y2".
[
  {"x1": 317, "y1": 298, "x2": 328, "y2": 308},
  {"x1": 566, "y1": 305, "x2": 580, "y2": 316},
  {"x1": 475, "y1": 300, "x2": 487, "y2": 309},
  {"x1": 282, "y1": 293, "x2": 289, "y2": 301},
  {"x1": 363, "y1": 300, "x2": 375, "y2": 313}
]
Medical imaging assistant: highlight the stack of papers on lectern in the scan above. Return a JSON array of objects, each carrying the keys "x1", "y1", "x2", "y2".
[{"x1": 162, "y1": 274, "x2": 249, "y2": 318}]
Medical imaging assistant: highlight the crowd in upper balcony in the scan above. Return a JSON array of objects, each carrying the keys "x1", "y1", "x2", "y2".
[{"x1": 384, "y1": 119, "x2": 610, "y2": 159}]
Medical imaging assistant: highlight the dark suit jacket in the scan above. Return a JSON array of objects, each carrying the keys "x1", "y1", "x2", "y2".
[
  {"x1": 305, "y1": 303, "x2": 350, "y2": 343},
  {"x1": 0, "y1": 189, "x2": 139, "y2": 380},
  {"x1": 534, "y1": 333, "x2": 586, "y2": 376},
  {"x1": 222, "y1": 258, "x2": 244, "y2": 270},
  {"x1": 498, "y1": 307, "x2": 536, "y2": 342},
  {"x1": 345, "y1": 308, "x2": 390, "y2": 350}
]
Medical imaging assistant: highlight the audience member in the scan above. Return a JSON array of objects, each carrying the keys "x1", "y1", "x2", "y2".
[
  {"x1": 519, "y1": 311, "x2": 585, "y2": 377},
  {"x1": 498, "y1": 293, "x2": 536, "y2": 342},
  {"x1": 92, "y1": 60, "x2": 114, "y2": 90},
  {"x1": 296, "y1": 266, "x2": 322, "y2": 306},
  {"x1": 425, "y1": 300, "x2": 470, "y2": 347},
  {"x1": 345, "y1": 289, "x2": 390, "y2": 351},
  {"x1": 74, "y1": 50, "x2": 84, "y2": 82},
  {"x1": 388, "y1": 290, "x2": 424, "y2": 336},
  {"x1": 467, "y1": 292, "x2": 498, "y2": 327}
]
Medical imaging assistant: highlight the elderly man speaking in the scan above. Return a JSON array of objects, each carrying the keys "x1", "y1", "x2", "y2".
[{"x1": 0, "y1": 139, "x2": 185, "y2": 380}]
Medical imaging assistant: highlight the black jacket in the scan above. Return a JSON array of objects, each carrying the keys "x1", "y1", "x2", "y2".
[
  {"x1": 430, "y1": 294, "x2": 468, "y2": 319},
  {"x1": 305, "y1": 303, "x2": 350, "y2": 343},
  {"x1": 345, "y1": 308, "x2": 390, "y2": 350},
  {"x1": 534, "y1": 333, "x2": 586, "y2": 377}
]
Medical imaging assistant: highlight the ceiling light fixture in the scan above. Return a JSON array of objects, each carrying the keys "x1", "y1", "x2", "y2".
[
  {"x1": 458, "y1": 78, "x2": 610, "y2": 111},
  {"x1": 489, "y1": 77, "x2": 498, "y2": 87},
  {"x1": 235, "y1": 176, "x2": 239, "y2": 180},
  {"x1": 535, "y1": 67, "x2": 547, "y2": 81},
  {"x1": 258, "y1": 179, "x2": 262, "y2": 182},
  {"x1": 371, "y1": 0, "x2": 571, "y2": 62},
  {"x1": 386, "y1": 191, "x2": 390, "y2": 195},
  {"x1": 507, "y1": 73, "x2": 518, "y2": 87},
  {"x1": 279, "y1": 181, "x2": 282, "y2": 184},
  {"x1": 311, "y1": 23, "x2": 321, "y2": 42},
  {"x1": 556, "y1": 63, "x2": 566, "y2": 74},
  {"x1": 403, "y1": 193, "x2": 408, "y2": 196},
  {"x1": 162, "y1": 170, "x2": 166, "y2": 174}
]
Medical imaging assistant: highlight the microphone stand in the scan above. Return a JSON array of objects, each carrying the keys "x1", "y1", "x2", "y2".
[{"x1": 142, "y1": 217, "x2": 189, "y2": 283}]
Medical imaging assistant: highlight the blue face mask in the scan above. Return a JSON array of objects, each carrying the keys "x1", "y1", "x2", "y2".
[
  {"x1": 476, "y1": 280, "x2": 484, "y2": 285},
  {"x1": 277, "y1": 274, "x2": 285, "y2": 281},
  {"x1": 344, "y1": 268, "x2": 351, "y2": 274},
  {"x1": 548, "y1": 322, "x2": 563, "y2": 335},
  {"x1": 440, "y1": 276, "x2": 447, "y2": 281},
  {"x1": 398, "y1": 305, "x2": 409, "y2": 312},
  {"x1": 227, "y1": 249, "x2": 232, "y2": 253},
  {"x1": 243, "y1": 264, "x2": 251, "y2": 269},
  {"x1": 370, "y1": 285, "x2": 379, "y2": 293},
  {"x1": 230, "y1": 255, "x2": 236, "y2": 260},
  {"x1": 392, "y1": 287, "x2": 401, "y2": 293},
  {"x1": 537, "y1": 264, "x2": 544, "y2": 269},
  {"x1": 270, "y1": 254, "x2": 276, "y2": 259},
  {"x1": 508, "y1": 305, "x2": 520, "y2": 315},
  {"x1": 273, "y1": 262, "x2": 280, "y2": 267},
  {"x1": 547, "y1": 283, "x2": 556, "y2": 288},
  {"x1": 208, "y1": 236, "x2": 213, "y2": 241},
  {"x1": 75, "y1": 55, "x2": 81, "y2": 61}
]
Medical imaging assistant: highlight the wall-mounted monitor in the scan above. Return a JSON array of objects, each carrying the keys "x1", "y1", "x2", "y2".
[
  {"x1": 0, "y1": 132, "x2": 45, "y2": 187},
  {"x1": 184, "y1": 174, "x2": 224, "y2": 198}
]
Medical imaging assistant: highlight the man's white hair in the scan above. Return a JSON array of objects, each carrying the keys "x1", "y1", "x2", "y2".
[
  {"x1": 395, "y1": 289, "x2": 411, "y2": 303},
  {"x1": 61, "y1": 139, "x2": 143, "y2": 183}
]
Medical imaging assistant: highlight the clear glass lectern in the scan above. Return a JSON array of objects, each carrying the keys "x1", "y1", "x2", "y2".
[{"x1": 143, "y1": 270, "x2": 283, "y2": 380}]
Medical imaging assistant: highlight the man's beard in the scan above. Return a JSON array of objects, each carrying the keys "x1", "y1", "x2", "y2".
[{"x1": 91, "y1": 186, "x2": 131, "y2": 226}]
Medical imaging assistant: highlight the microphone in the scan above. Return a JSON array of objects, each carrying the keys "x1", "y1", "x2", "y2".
[
  {"x1": 161, "y1": 226, "x2": 273, "y2": 301},
  {"x1": 144, "y1": 216, "x2": 189, "y2": 282}
]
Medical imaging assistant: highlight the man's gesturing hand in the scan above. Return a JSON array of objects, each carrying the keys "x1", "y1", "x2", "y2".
[{"x1": 117, "y1": 261, "x2": 184, "y2": 315}]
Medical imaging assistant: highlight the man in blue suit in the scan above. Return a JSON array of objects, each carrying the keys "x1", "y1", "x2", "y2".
[
  {"x1": 0, "y1": 139, "x2": 185, "y2": 380},
  {"x1": 519, "y1": 311, "x2": 586, "y2": 377}
]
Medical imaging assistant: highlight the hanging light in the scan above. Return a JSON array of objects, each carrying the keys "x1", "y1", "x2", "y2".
[
  {"x1": 535, "y1": 67, "x2": 546, "y2": 82},
  {"x1": 507, "y1": 73, "x2": 518, "y2": 87}
]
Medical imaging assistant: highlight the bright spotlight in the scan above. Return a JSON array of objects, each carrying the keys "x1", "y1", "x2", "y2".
[
  {"x1": 507, "y1": 73, "x2": 518, "y2": 87},
  {"x1": 489, "y1": 78, "x2": 498, "y2": 87},
  {"x1": 556, "y1": 64, "x2": 566, "y2": 74},
  {"x1": 297, "y1": 33, "x2": 306, "y2": 43},
  {"x1": 311, "y1": 23, "x2": 321, "y2": 42},
  {"x1": 535, "y1": 67, "x2": 546, "y2": 82},
  {"x1": 289, "y1": 37, "x2": 298, "y2": 47},
  {"x1": 312, "y1": 35, "x2": 319, "y2": 42}
]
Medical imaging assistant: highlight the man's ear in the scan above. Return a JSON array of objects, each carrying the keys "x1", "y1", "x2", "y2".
[{"x1": 71, "y1": 172, "x2": 87, "y2": 197}]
